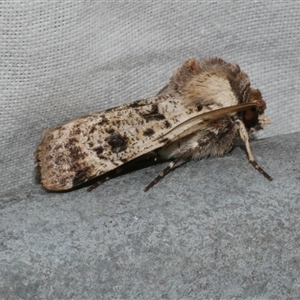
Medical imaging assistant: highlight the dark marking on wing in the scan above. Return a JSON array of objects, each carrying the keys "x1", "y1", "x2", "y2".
[
  {"x1": 88, "y1": 141, "x2": 94, "y2": 148},
  {"x1": 196, "y1": 104, "x2": 203, "y2": 111},
  {"x1": 120, "y1": 157, "x2": 129, "y2": 163},
  {"x1": 106, "y1": 133, "x2": 128, "y2": 153},
  {"x1": 73, "y1": 167, "x2": 90, "y2": 187},
  {"x1": 143, "y1": 128, "x2": 155, "y2": 136},
  {"x1": 70, "y1": 127, "x2": 82, "y2": 136},
  {"x1": 70, "y1": 146, "x2": 86, "y2": 160},
  {"x1": 98, "y1": 115, "x2": 109, "y2": 125},
  {"x1": 93, "y1": 146, "x2": 104, "y2": 157},
  {"x1": 141, "y1": 104, "x2": 166, "y2": 122},
  {"x1": 164, "y1": 120, "x2": 171, "y2": 128},
  {"x1": 128, "y1": 101, "x2": 142, "y2": 108},
  {"x1": 65, "y1": 138, "x2": 87, "y2": 161},
  {"x1": 89, "y1": 126, "x2": 98, "y2": 134},
  {"x1": 65, "y1": 137, "x2": 78, "y2": 147},
  {"x1": 106, "y1": 127, "x2": 115, "y2": 134}
]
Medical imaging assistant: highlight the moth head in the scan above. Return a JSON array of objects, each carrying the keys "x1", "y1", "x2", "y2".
[{"x1": 243, "y1": 88, "x2": 271, "y2": 131}]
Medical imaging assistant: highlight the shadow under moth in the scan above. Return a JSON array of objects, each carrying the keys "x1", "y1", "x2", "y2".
[{"x1": 35, "y1": 57, "x2": 272, "y2": 192}]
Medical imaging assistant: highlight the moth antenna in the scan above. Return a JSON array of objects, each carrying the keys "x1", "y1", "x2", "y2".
[
  {"x1": 156, "y1": 103, "x2": 258, "y2": 145},
  {"x1": 236, "y1": 120, "x2": 273, "y2": 181}
]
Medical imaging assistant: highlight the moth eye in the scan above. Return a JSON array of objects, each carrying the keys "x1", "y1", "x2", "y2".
[{"x1": 243, "y1": 108, "x2": 259, "y2": 128}]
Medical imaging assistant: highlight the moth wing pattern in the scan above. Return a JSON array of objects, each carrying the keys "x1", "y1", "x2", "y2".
[
  {"x1": 36, "y1": 93, "x2": 215, "y2": 191},
  {"x1": 35, "y1": 57, "x2": 272, "y2": 191}
]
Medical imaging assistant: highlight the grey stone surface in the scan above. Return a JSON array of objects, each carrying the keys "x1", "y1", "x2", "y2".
[{"x1": 1, "y1": 132, "x2": 299, "y2": 299}]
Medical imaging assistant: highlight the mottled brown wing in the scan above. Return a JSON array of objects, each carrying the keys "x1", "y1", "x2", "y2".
[
  {"x1": 35, "y1": 94, "x2": 206, "y2": 191},
  {"x1": 35, "y1": 99, "x2": 258, "y2": 191}
]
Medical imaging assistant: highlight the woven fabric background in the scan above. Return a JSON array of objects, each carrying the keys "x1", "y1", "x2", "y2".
[{"x1": 1, "y1": 2, "x2": 300, "y2": 193}]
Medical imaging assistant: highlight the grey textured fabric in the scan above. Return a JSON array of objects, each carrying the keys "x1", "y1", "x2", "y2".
[{"x1": 1, "y1": 2, "x2": 300, "y2": 299}]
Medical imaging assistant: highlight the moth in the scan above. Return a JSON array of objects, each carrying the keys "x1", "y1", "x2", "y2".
[{"x1": 35, "y1": 57, "x2": 272, "y2": 192}]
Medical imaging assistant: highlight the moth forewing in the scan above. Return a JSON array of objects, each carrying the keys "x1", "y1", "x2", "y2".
[
  {"x1": 35, "y1": 57, "x2": 272, "y2": 192},
  {"x1": 35, "y1": 93, "x2": 217, "y2": 191}
]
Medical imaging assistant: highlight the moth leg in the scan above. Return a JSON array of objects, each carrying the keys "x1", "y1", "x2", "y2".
[
  {"x1": 236, "y1": 120, "x2": 272, "y2": 181},
  {"x1": 87, "y1": 152, "x2": 159, "y2": 192},
  {"x1": 144, "y1": 145, "x2": 199, "y2": 192}
]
